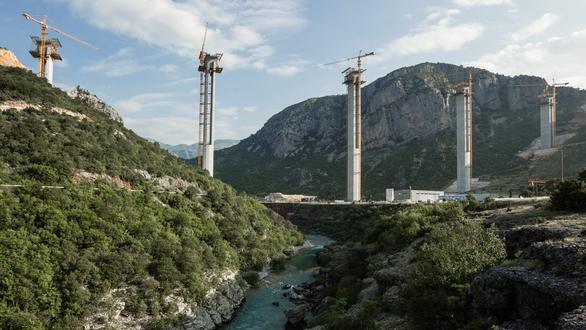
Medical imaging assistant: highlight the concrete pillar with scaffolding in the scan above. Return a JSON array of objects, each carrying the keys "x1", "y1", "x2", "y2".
[
  {"x1": 455, "y1": 86, "x2": 471, "y2": 193},
  {"x1": 29, "y1": 37, "x2": 62, "y2": 85},
  {"x1": 539, "y1": 97, "x2": 554, "y2": 149},
  {"x1": 198, "y1": 54, "x2": 222, "y2": 177},
  {"x1": 344, "y1": 69, "x2": 361, "y2": 201}
]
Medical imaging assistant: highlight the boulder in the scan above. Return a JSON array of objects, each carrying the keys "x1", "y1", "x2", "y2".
[
  {"x1": 313, "y1": 296, "x2": 336, "y2": 317},
  {"x1": 339, "y1": 275, "x2": 357, "y2": 287},
  {"x1": 284, "y1": 303, "x2": 310, "y2": 325},
  {"x1": 381, "y1": 286, "x2": 399, "y2": 311},
  {"x1": 373, "y1": 269, "x2": 406, "y2": 290},
  {"x1": 471, "y1": 266, "x2": 586, "y2": 324}
]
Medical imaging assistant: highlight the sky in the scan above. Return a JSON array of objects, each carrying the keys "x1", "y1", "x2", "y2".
[{"x1": 2, "y1": 0, "x2": 586, "y2": 145}]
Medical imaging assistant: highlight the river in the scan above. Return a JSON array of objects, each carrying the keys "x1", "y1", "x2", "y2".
[{"x1": 219, "y1": 234, "x2": 335, "y2": 330}]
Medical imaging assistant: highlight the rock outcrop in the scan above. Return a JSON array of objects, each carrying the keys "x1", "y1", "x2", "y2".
[
  {"x1": 284, "y1": 303, "x2": 310, "y2": 325},
  {"x1": 84, "y1": 271, "x2": 247, "y2": 330},
  {"x1": 0, "y1": 49, "x2": 27, "y2": 70},
  {"x1": 68, "y1": 86, "x2": 124, "y2": 124}
]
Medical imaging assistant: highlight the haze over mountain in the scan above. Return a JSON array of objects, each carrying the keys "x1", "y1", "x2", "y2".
[
  {"x1": 146, "y1": 138, "x2": 240, "y2": 159},
  {"x1": 213, "y1": 62, "x2": 586, "y2": 199}
]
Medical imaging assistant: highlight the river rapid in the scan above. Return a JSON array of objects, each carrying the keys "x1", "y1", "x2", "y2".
[{"x1": 219, "y1": 234, "x2": 335, "y2": 330}]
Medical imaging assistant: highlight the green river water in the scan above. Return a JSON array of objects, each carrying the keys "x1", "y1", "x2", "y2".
[{"x1": 219, "y1": 234, "x2": 335, "y2": 330}]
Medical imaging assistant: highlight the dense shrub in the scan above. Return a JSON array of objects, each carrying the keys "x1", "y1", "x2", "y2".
[
  {"x1": 398, "y1": 220, "x2": 506, "y2": 330},
  {"x1": 241, "y1": 271, "x2": 260, "y2": 286},
  {"x1": 0, "y1": 67, "x2": 304, "y2": 328},
  {"x1": 550, "y1": 168, "x2": 586, "y2": 212}
]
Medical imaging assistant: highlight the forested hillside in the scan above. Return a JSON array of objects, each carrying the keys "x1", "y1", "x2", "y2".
[{"x1": 0, "y1": 65, "x2": 303, "y2": 329}]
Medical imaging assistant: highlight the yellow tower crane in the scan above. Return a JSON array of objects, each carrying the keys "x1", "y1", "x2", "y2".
[
  {"x1": 316, "y1": 51, "x2": 374, "y2": 200},
  {"x1": 22, "y1": 13, "x2": 98, "y2": 82},
  {"x1": 508, "y1": 80, "x2": 569, "y2": 147},
  {"x1": 196, "y1": 22, "x2": 223, "y2": 170},
  {"x1": 426, "y1": 69, "x2": 486, "y2": 191}
]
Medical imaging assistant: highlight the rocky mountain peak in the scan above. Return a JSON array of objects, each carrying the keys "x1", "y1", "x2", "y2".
[
  {"x1": 0, "y1": 48, "x2": 27, "y2": 70},
  {"x1": 68, "y1": 86, "x2": 124, "y2": 124}
]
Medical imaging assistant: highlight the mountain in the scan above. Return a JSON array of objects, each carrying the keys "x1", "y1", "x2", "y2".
[
  {"x1": 0, "y1": 64, "x2": 302, "y2": 329},
  {"x1": 215, "y1": 62, "x2": 586, "y2": 199},
  {"x1": 0, "y1": 48, "x2": 27, "y2": 70},
  {"x1": 147, "y1": 138, "x2": 240, "y2": 159}
]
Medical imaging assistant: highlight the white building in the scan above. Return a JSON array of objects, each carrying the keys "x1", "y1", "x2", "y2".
[
  {"x1": 386, "y1": 188, "x2": 394, "y2": 202},
  {"x1": 395, "y1": 189, "x2": 444, "y2": 203}
]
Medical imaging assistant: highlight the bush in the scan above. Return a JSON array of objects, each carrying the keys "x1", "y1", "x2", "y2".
[
  {"x1": 241, "y1": 271, "x2": 260, "y2": 286},
  {"x1": 398, "y1": 220, "x2": 506, "y2": 329},
  {"x1": 550, "y1": 168, "x2": 586, "y2": 212}
]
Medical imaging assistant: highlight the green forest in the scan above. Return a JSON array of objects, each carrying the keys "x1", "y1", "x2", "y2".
[{"x1": 0, "y1": 65, "x2": 303, "y2": 329}]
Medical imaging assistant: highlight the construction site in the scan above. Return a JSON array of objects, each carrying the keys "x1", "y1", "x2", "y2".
[{"x1": 7, "y1": 15, "x2": 583, "y2": 203}]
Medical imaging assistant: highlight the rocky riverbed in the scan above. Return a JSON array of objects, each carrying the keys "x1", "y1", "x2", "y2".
[{"x1": 283, "y1": 199, "x2": 586, "y2": 329}]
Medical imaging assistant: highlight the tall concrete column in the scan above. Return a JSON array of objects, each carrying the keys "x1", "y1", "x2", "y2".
[
  {"x1": 345, "y1": 71, "x2": 360, "y2": 201},
  {"x1": 456, "y1": 87, "x2": 471, "y2": 193},
  {"x1": 204, "y1": 61, "x2": 216, "y2": 176},
  {"x1": 539, "y1": 97, "x2": 554, "y2": 149},
  {"x1": 45, "y1": 56, "x2": 54, "y2": 85},
  {"x1": 201, "y1": 57, "x2": 218, "y2": 177}
]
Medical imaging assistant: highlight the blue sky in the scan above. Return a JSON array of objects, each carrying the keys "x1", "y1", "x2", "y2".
[{"x1": 2, "y1": 0, "x2": 586, "y2": 145}]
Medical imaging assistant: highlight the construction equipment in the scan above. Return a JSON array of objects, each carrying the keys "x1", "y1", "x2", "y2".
[
  {"x1": 317, "y1": 51, "x2": 374, "y2": 201},
  {"x1": 528, "y1": 179, "x2": 548, "y2": 196},
  {"x1": 22, "y1": 13, "x2": 98, "y2": 84},
  {"x1": 197, "y1": 22, "x2": 209, "y2": 170},
  {"x1": 537, "y1": 79, "x2": 569, "y2": 147},
  {"x1": 196, "y1": 22, "x2": 223, "y2": 176},
  {"x1": 508, "y1": 80, "x2": 569, "y2": 148},
  {"x1": 427, "y1": 69, "x2": 486, "y2": 191}
]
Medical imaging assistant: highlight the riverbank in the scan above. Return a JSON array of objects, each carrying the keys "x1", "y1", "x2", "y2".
[
  {"x1": 284, "y1": 198, "x2": 586, "y2": 329},
  {"x1": 219, "y1": 234, "x2": 335, "y2": 330}
]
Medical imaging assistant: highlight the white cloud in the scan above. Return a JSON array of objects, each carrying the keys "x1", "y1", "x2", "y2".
[
  {"x1": 405, "y1": 14, "x2": 413, "y2": 19},
  {"x1": 508, "y1": 13, "x2": 559, "y2": 42},
  {"x1": 452, "y1": 0, "x2": 512, "y2": 8},
  {"x1": 164, "y1": 77, "x2": 198, "y2": 87},
  {"x1": 53, "y1": 82, "x2": 75, "y2": 92},
  {"x1": 243, "y1": 106, "x2": 257, "y2": 112},
  {"x1": 56, "y1": 0, "x2": 307, "y2": 69},
  {"x1": 159, "y1": 64, "x2": 179, "y2": 74},
  {"x1": 376, "y1": 7, "x2": 484, "y2": 59},
  {"x1": 220, "y1": 46, "x2": 305, "y2": 76},
  {"x1": 81, "y1": 48, "x2": 153, "y2": 76},
  {"x1": 266, "y1": 65, "x2": 301, "y2": 76},
  {"x1": 54, "y1": 58, "x2": 69, "y2": 68},
  {"x1": 124, "y1": 117, "x2": 198, "y2": 145},
  {"x1": 116, "y1": 92, "x2": 179, "y2": 113},
  {"x1": 217, "y1": 107, "x2": 239, "y2": 115},
  {"x1": 465, "y1": 29, "x2": 586, "y2": 88}
]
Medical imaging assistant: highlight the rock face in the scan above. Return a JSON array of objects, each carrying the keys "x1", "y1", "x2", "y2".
[
  {"x1": 215, "y1": 62, "x2": 586, "y2": 197},
  {"x1": 0, "y1": 49, "x2": 27, "y2": 70},
  {"x1": 68, "y1": 86, "x2": 124, "y2": 124},
  {"x1": 471, "y1": 238, "x2": 586, "y2": 328},
  {"x1": 234, "y1": 63, "x2": 547, "y2": 160},
  {"x1": 84, "y1": 271, "x2": 247, "y2": 330}
]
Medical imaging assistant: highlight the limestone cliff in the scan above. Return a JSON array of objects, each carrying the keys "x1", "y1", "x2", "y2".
[
  {"x1": 0, "y1": 49, "x2": 27, "y2": 70},
  {"x1": 68, "y1": 86, "x2": 124, "y2": 124},
  {"x1": 215, "y1": 62, "x2": 586, "y2": 198}
]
